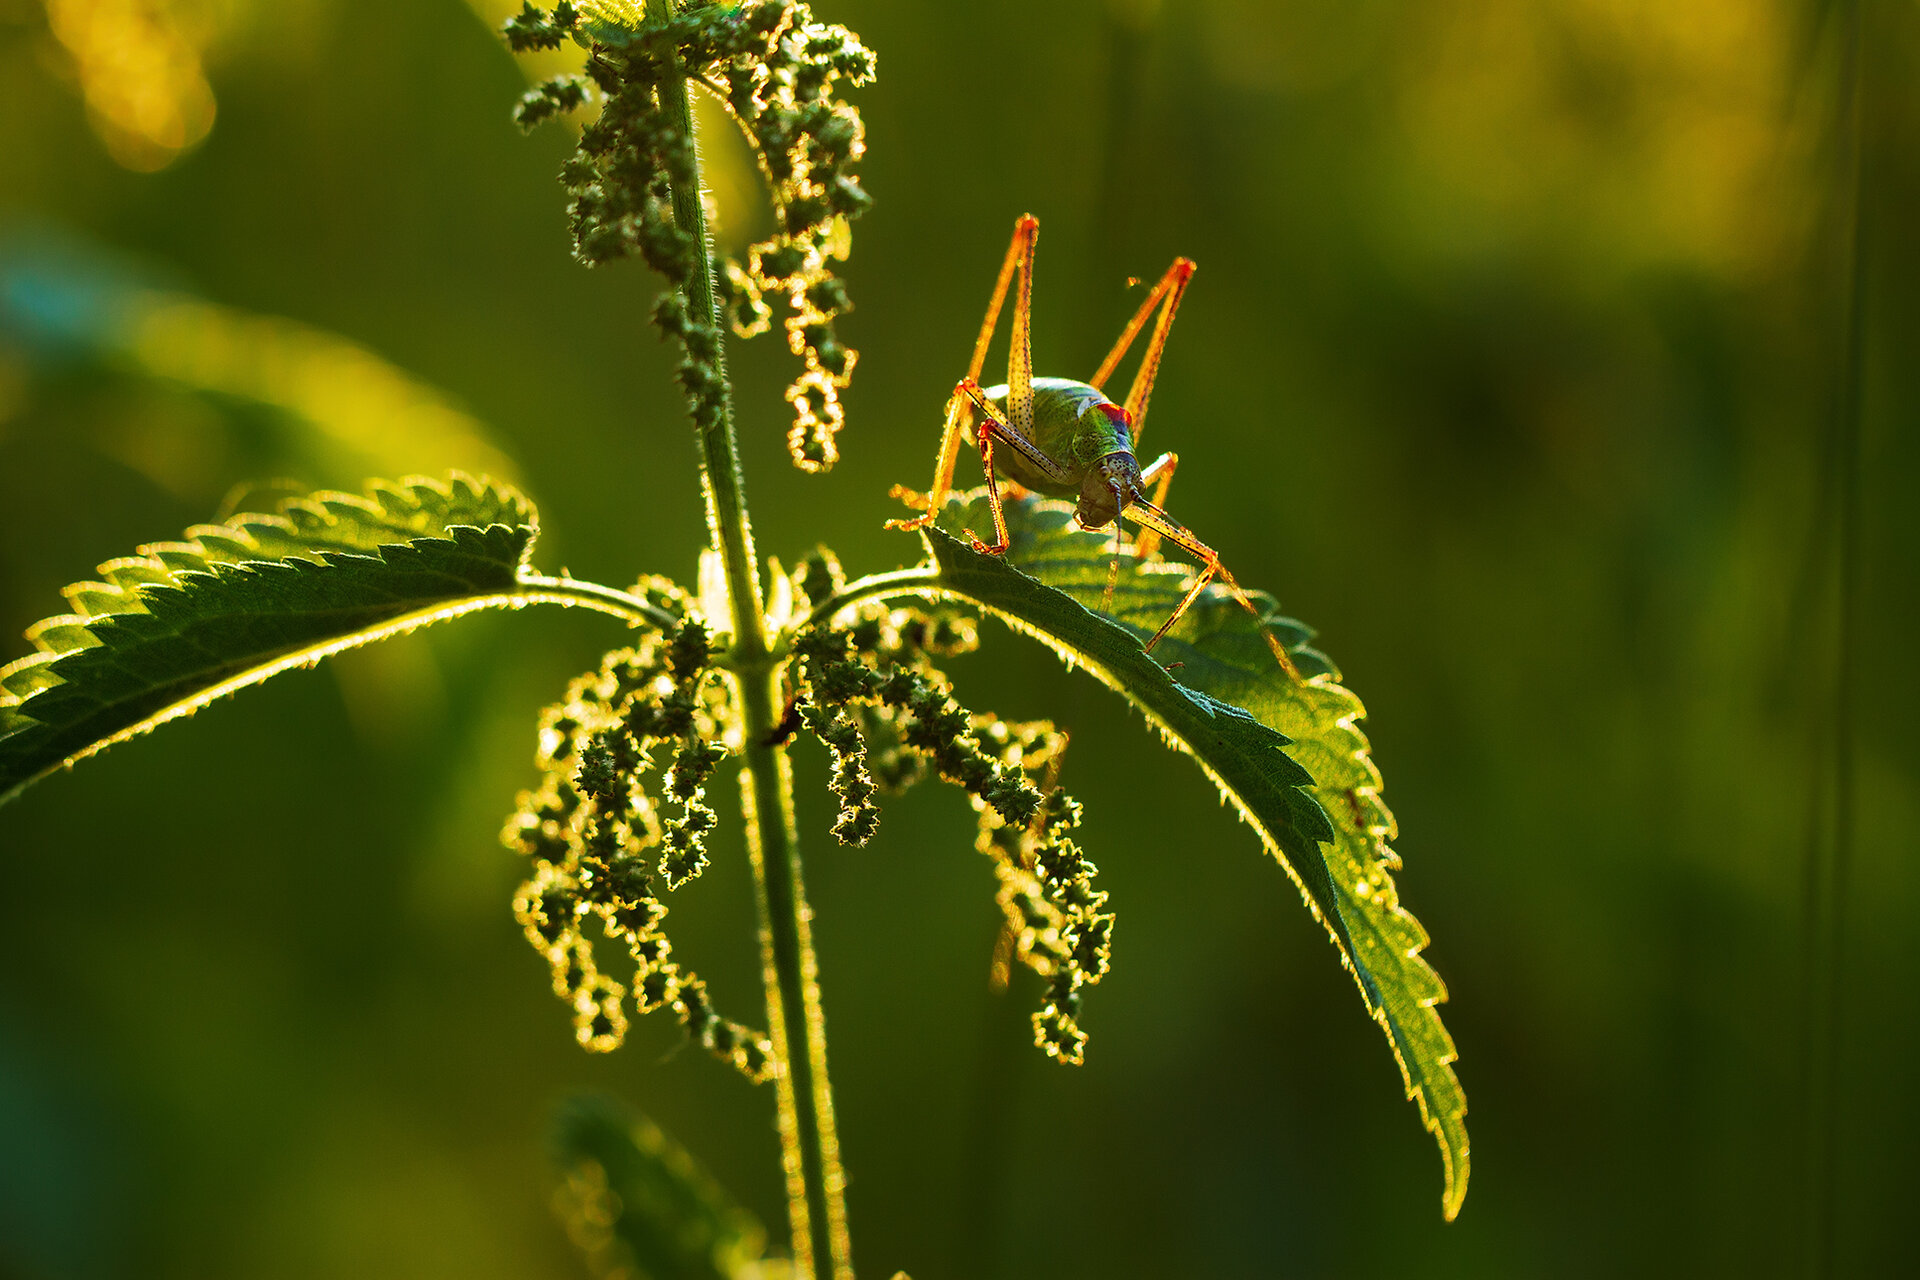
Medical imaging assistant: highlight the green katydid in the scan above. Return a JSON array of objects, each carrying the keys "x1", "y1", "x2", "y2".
[{"x1": 890, "y1": 214, "x2": 1299, "y2": 679}]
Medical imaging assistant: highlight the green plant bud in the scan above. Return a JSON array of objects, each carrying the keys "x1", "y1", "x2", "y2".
[
  {"x1": 757, "y1": 243, "x2": 808, "y2": 281},
  {"x1": 555, "y1": 938, "x2": 593, "y2": 999},
  {"x1": 667, "y1": 620, "x2": 710, "y2": 678},
  {"x1": 636, "y1": 967, "x2": 674, "y2": 1012},
  {"x1": 503, "y1": 2, "x2": 565, "y2": 53},
  {"x1": 1034, "y1": 1006, "x2": 1088, "y2": 1065},
  {"x1": 1071, "y1": 915, "x2": 1114, "y2": 979},
  {"x1": 804, "y1": 276, "x2": 851, "y2": 314},
  {"x1": 574, "y1": 973, "x2": 628, "y2": 1052},
  {"x1": 737, "y1": 1035, "x2": 773, "y2": 1082},
  {"x1": 575, "y1": 738, "x2": 624, "y2": 803},
  {"x1": 781, "y1": 194, "x2": 829, "y2": 234},
  {"x1": 826, "y1": 174, "x2": 871, "y2": 217},
  {"x1": 652, "y1": 291, "x2": 689, "y2": 335},
  {"x1": 790, "y1": 547, "x2": 846, "y2": 608}
]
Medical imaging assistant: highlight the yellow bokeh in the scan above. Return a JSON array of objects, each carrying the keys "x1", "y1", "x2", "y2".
[
  {"x1": 44, "y1": 0, "x2": 219, "y2": 171},
  {"x1": 117, "y1": 290, "x2": 521, "y2": 482}
]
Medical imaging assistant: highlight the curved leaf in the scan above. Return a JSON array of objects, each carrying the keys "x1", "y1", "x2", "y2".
[
  {"x1": 914, "y1": 490, "x2": 1469, "y2": 1220},
  {"x1": 0, "y1": 474, "x2": 541, "y2": 806},
  {"x1": 550, "y1": 1093, "x2": 784, "y2": 1280}
]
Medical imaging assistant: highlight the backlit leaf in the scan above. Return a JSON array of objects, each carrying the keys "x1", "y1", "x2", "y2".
[
  {"x1": 915, "y1": 489, "x2": 1469, "y2": 1220},
  {"x1": 0, "y1": 474, "x2": 539, "y2": 806},
  {"x1": 551, "y1": 1093, "x2": 785, "y2": 1280}
]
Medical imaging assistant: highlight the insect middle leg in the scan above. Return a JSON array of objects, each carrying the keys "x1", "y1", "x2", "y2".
[{"x1": 954, "y1": 380, "x2": 1074, "y2": 554}]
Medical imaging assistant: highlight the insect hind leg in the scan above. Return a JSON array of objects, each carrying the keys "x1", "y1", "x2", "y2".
[{"x1": 1089, "y1": 258, "x2": 1194, "y2": 449}]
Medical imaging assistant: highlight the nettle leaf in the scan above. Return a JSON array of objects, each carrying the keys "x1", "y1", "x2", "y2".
[
  {"x1": 551, "y1": 1094, "x2": 779, "y2": 1280},
  {"x1": 0, "y1": 474, "x2": 540, "y2": 806},
  {"x1": 920, "y1": 490, "x2": 1468, "y2": 1220}
]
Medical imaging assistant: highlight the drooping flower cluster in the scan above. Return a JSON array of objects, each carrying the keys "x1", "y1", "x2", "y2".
[
  {"x1": 503, "y1": 616, "x2": 773, "y2": 1081},
  {"x1": 505, "y1": 0, "x2": 874, "y2": 471},
  {"x1": 785, "y1": 554, "x2": 1115, "y2": 1063}
]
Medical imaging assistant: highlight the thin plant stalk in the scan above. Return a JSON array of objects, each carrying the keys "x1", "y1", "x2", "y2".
[{"x1": 658, "y1": 56, "x2": 854, "y2": 1280}]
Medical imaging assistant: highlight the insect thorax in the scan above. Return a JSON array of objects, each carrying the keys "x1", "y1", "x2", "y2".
[{"x1": 978, "y1": 377, "x2": 1133, "y2": 498}]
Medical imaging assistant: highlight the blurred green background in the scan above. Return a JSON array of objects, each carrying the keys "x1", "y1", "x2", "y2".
[{"x1": 2, "y1": 0, "x2": 1915, "y2": 1276}]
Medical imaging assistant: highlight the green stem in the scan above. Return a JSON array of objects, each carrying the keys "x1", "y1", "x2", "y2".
[
  {"x1": 664, "y1": 77, "x2": 765, "y2": 662},
  {"x1": 739, "y1": 666, "x2": 852, "y2": 1280},
  {"x1": 1801, "y1": 2, "x2": 1866, "y2": 1273},
  {"x1": 801, "y1": 565, "x2": 947, "y2": 632},
  {"x1": 659, "y1": 51, "x2": 852, "y2": 1280},
  {"x1": 516, "y1": 573, "x2": 682, "y2": 630}
]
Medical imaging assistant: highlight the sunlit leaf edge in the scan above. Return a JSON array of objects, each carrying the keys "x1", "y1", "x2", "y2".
[
  {"x1": 0, "y1": 473, "x2": 541, "y2": 807},
  {"x1": 900, "y1": 490, "x2": 1468, "y2": 1219}
]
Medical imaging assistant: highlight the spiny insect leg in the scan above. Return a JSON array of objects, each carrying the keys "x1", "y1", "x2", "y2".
[
  {"x1": 1005, "y1": 218, "x2": 1038, "y2": 441},
  {"x1": 892, "y1": 215, "x2": 1039, "y2": 531},
  {"x1": 967, "y1": 215, "x2": 1038, "y2": 389},
  {"x1": 1123, "y1": 497, "x2": 1301, "y2": 680},
  {"x1": 973, "y1": 426, "x2": 1013, "y2": 554},
  {"x1": 1089, "y1": 257, "x2": 1194, "y2": 448},
  {"x1": 886, "y1": 383, "x2": 973, "y2": 530},
  {"x1": 954, "y1": 381, "x2": 1072, "y2": 555}
]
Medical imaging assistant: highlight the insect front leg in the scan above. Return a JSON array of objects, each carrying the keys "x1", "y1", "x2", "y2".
[
  {"x1": 972, "y1": 421, "x2": 1014, "y2": 555},
  {"x1": 1102, "y1": 452, "x2": 1182, "y2": 612},
  {"x1": 1121, "y1": 496, "x2": 1300, "y2": 680}
]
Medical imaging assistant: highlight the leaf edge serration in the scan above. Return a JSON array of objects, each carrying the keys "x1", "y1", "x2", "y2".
[
  {"x1": 0, "y1": 473, "x2": 539, "y2": 807},
  {"x1": 908, "y1": 498, "x2": 1469, "y2": 1220}
]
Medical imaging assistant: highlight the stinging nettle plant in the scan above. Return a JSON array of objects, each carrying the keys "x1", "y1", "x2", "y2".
[{"x1": 0, "y1": 1, "x2": 1468, "y2": 1274}]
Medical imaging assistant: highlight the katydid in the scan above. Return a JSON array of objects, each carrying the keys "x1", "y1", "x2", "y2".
[{"x1": 890, "y1": 214, "x2": 1299, "y2": 679}]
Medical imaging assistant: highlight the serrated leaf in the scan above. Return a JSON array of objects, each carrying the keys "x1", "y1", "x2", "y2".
[
  {"x1": 551, "y1": 1094, "x2": 783, "y2": 1280},
  {"x1": 568, "y1": 0, "x2": 649, "y2": 46},
  {"x1": 0, "y1": 474, "x2": 540, "y2": 806},
  {"x1": 918, "y1": 490, "x2": 1468, "y2": 1220}
]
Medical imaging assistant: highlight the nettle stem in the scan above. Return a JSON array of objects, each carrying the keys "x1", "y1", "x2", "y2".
[{"x1": 659, "y1": 63, "x2": 853, "y2": 1280}]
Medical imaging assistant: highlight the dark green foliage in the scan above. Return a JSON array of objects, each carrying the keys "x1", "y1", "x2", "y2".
[
  {"x1": 506, "y1": 628, "x2": 772, "y2": 1080},
  {"x1": 798, "y1": 700, "x2": 877, "y2": 845},
  {"x1": 0, "y1": 475, "x2": 538, "y2": 806},
  {"x1": 514, "y1": 74, "x2": 592, "y2": 131},
  {"x1": 550, "y1": 1094, "x2": 774, "y2": 1280},
  {"x1": 503, "y1": 1, "x2": 577, "y2": 53},
  {"x1": 913, "y1": 489, "x2": 1468, "y2": 1218},
  {"x1": 0, "y1": 1, "x2": 1481, "y2": 1259}
]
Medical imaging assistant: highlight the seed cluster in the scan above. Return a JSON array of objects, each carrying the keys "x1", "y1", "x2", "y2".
[
  {"x1": 786, "y1": 559, "x2": 1115, "y2": 1063},
  {"x1": 505, "y1": 0, "x2": 874, "y2": 471},
  {"x1": 503, "y1": 618, "x2": 772, "y2": 1081},
  {"x1": 979, "y1": 748, "x2": 1114, "y2": 1065}
]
